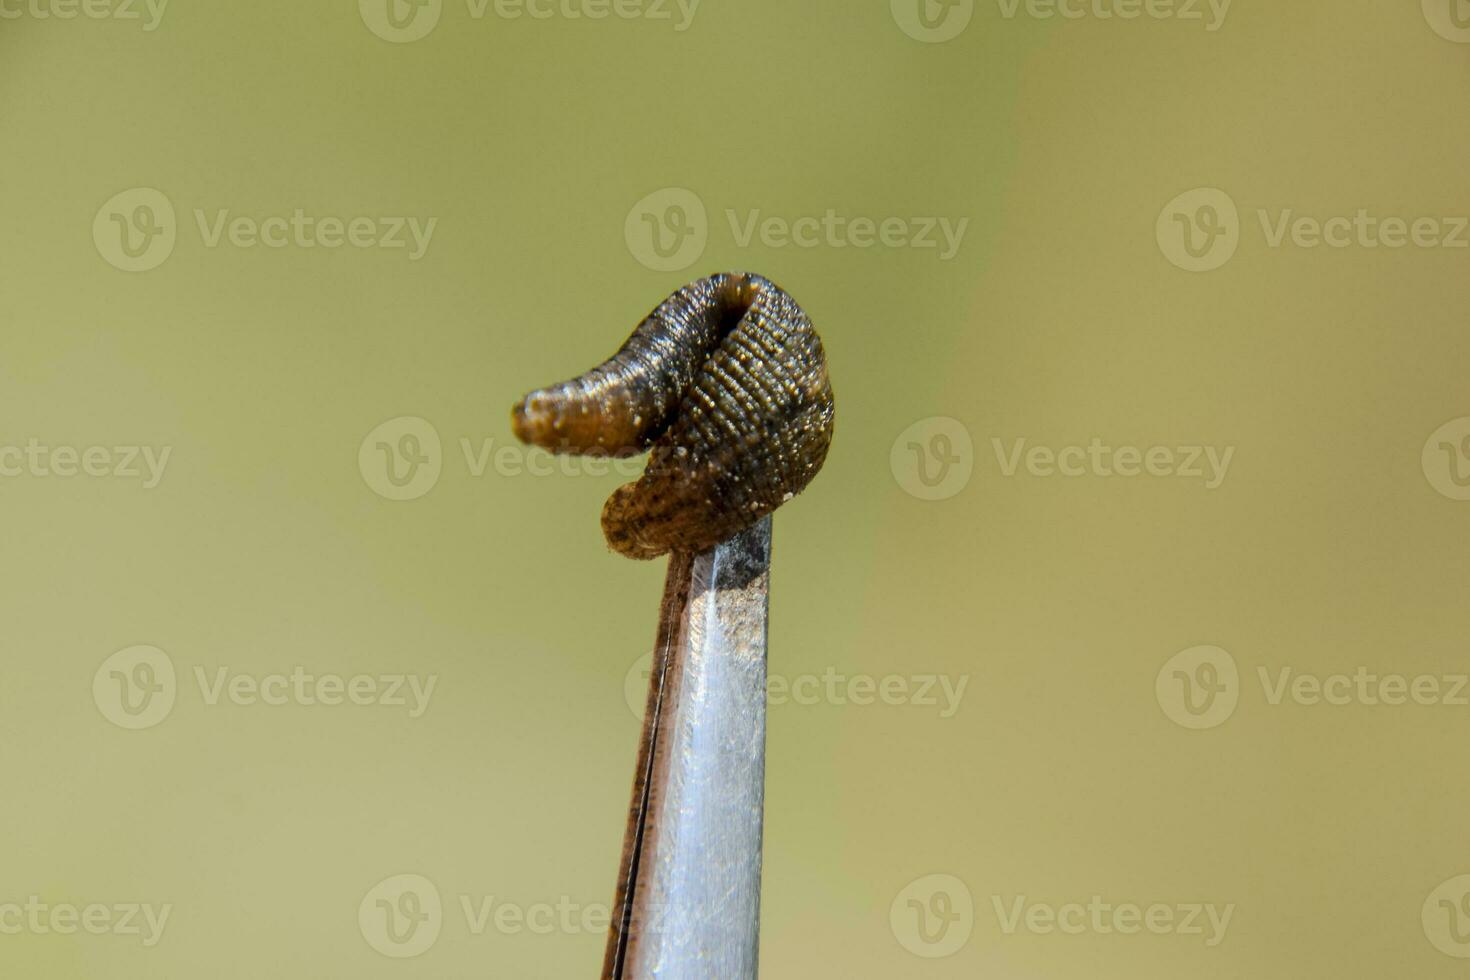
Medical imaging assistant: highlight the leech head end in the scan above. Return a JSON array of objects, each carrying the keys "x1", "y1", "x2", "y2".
[
  {"x1": 514, "y1": 386, "x2": 647, "y2": 455},
  {"x1": 512, "y1": 390, "x2": 566, "y2": 450}
]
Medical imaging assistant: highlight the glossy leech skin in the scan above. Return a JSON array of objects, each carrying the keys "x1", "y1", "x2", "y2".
[{"x1": 511, "y1": 272, "x2": 834, "y2": 560}]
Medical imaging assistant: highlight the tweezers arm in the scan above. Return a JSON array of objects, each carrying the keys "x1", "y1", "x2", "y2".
[{"x1": 602, "y1": 517, "x2": 772, "y2": 980}]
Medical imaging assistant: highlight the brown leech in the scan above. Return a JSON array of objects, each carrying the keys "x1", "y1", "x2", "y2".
[{"x1": 511, "y1": 272, "x2": 834, "y2": 559}]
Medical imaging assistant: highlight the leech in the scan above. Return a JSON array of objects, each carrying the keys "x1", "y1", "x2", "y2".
[{"x1": 511, "y1": 272, "x2": 835, "y2": 558}]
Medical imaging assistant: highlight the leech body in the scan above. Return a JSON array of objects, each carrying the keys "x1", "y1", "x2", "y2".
[{"x1": 512, "y1": 272, "x2": 834, "y2": 559}]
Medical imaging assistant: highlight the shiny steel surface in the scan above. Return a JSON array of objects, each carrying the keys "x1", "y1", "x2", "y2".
[{"x1": 603, "y1": 517, "x2": 772, "y2": 979}]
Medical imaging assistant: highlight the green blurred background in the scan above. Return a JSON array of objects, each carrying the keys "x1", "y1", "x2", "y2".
[{"x1": 3, "y1": 1, "x2": 1470, "y2": 976}]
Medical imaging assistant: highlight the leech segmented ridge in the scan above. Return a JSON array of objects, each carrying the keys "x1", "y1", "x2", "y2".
[{"x1": 511, "y1": 272, "x2": 834, "y2": 560}]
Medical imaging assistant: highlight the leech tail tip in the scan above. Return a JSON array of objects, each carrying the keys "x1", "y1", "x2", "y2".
[{"x1": 601, "y1": 484, "x2": 665, "y2": 561}]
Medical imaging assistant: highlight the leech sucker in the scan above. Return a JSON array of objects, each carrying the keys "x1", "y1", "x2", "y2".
[{"x1": 511, "y1": 272, "x2": 834, "y2": 560}]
